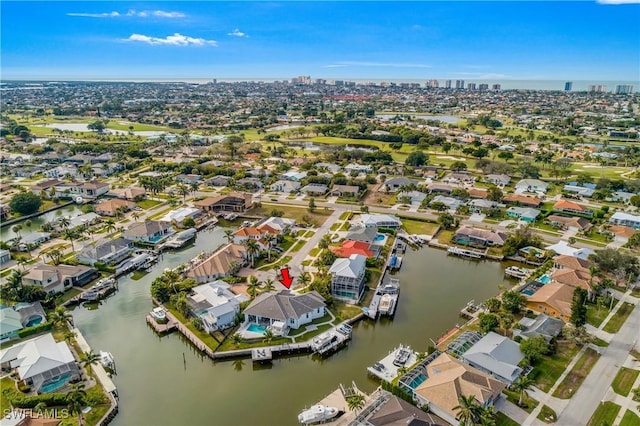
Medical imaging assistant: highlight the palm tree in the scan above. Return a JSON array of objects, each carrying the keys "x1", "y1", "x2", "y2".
[
  {"x1": 346, "y1": 394, "x2": 366, "y2": 412},
  {"x1": 453, "y1": 395, "x2": 481, "y2": 426},
  {"x1": 63, "y1": 330, "x2": 76, "y2": 344},
  {"x1": 104, "y1": 220, "x2": 116, "y2": 235},
  {"x1": 318, "y1": 235, "x2": 331, "y2": 250},
  {"x1": 66, "y1": 383, "x2": 86, "y2": 426},
  {"x1": 80, "y1": 350, "x2": 101, "y2": 375},
  {"x1": 224, "y1": 229, "x2": 234, "y2": 243},
  {"x1": 132, "y1": 212, "x2": 141, "y2": 222},
  {"x1": 46, "y1": 248, "x2": 63, "y2": 265},
  {"x1": 512, "y1": 375, "x2": 534, "y2": 407},
  {"x1": 176, "y1": 183, "x2": 190, "y2": 203},
  {"x1": 59, "y1": 216, "x2": 71, "y2": 229},
  {"x1": 265, "y1": 234, "x2": 277, "y2": 261},
  {"x1": 297, "y1": 271, "x2": 311, "y2": 288},
  {"x1": 230, "y1": 333, "x2": 242, "y2": 348},
  {"x1": 262, "y1": 279, "x2": 276, "y2": 293},
  {"x1": 263, "y1": 329, "x2": 274, "y2": 345},
  {"x1": 478, "y1": 405, "x2": 497, "y2": 426},
  {"x1": 244, "y1": 239, "x2": 261, "y2": 267},
  {"x1": 64, "y1": 228, "x2": 77, "y2": 252},
  {"x1": 247, "y1": 276, "x2": 261, "y2": 299},
  {"x1": 50, "y1": 307, "x2": 73, "y2": 329}
]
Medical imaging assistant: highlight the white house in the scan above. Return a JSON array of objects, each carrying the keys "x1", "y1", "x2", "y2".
[
  {"x1": 270, "y1": 180, "x2": 301, "y2": 193},
  {"x1": 609, "y1": 212, "x2": 640, "y2": 229},
  {"x1": 76, "y1": 238, "x2": 133, "y2": 266},
  {"x1": 0, "y1": 333, "x2": 80, "y2": 393},
  {"x1": 460, "y1": 332, "x2": 525, "y2": 385},
  {"x1": 359, "y1": 214, "x2": 402, "y2": 229},
  {"x1": 515, "y1": 179, "x2": 549, "y2": 194},
  {"x1": 281, "y1": 171, "x2": 308, "y2": 181},
  {"x1": 329, "y1": 254, "x2": 367, "y2": 303},
  {"x1": 345, "y1": 163, "x2": 373, "y2": 174},
  {"x1": 123, "y1": 221, "x2": 175, "y2": 244},
  {"x1": 187, "y1": 281, "x2": 249, "y2": 332},
  {"x1": 243, "y1": 290, "x2": 326, "y2": 335}
]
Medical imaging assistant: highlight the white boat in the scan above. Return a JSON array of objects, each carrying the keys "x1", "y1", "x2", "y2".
[
  {"x1": 298, "y1": 405, "x2": 339, "y2": 424},
  {"x1": 99, "y1": 351, "x2": 115, "y2": 368},
  {"x1": 151, "y1": 307, "x2": 167, "y2": 321}
]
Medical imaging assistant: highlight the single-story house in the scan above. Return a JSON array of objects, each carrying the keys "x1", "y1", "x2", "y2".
[
  {"x1": 396, "y1": 190, "x2": 427, "y2": 206},
  {"x1": 159, "y1": 207, "x2": 204, "y2": 224},
  {"x1": 553, "y1": 200, "x2": 593, "y2": 217},
  {"x1": 605, "y1": 225, "x2": 637, "y2": 245},
  {"x1": 205, "y1": 175, "x2": 232, "y2": 187},
  {"x1": 270, "y1": 180, "x2": 301, "y2": 193},
  {"x1": 243, "y1": 290, "x2": 326, "y2": 335},
  {"x1": 0, "y1": 333, "x2": 80, "y2": 394},
  {"x1": 315, "y1": 162, "x2": 342, "y2": 173},
  {"x1": 22, "y1": 264, "x2": 98, "y2": 295},
  {"x1": 553, "y1": 255, "x2": 591, "y2": 272},
  {"x1": 18, "y1": 232, "x2": 51, "y2": 251},
  {"x1": 257, "y1": 217, "x2": 296, "y2": 233},
  {"x1": 187, "y1": 243, "x2": 247, "y2": 283},
  {"x1": 0, "y1": 249, "x2": 11, "y2": 265},
  {"x1": 503, "y1": 194, "x2": 542, "y2": 208},
  {"x1": 486, "y1": 174, "x2": 511, "y2": 187},
  {"x1": 563, "y1": 184, "x2": 595, "y2": 198},
  {"x1": 383, "y1": 177, "x2": 418, "y2": 193},
  {"x1": 95, "y1": 199, "x2": 135, "y2": 216},
  {"x1": 330, "y1": 240, "x2": 374, "y2": 258},
  {"x1": 442, "y1": 172, "x2": 475, "y2": 185},
  {"x1": 300, "y1": 183, "x2": 329, "y2": 195},
  {"x1": 194, "y1": 193, "x2": 253, "y2": 213},
  {"x1": 609, "y1": 212, "x2": 640, "y2": 230},
  {"x1": 330, "y1": 185, "x2": 360, "y2": 198},
  {"x1": 427, "y1": 183, "x2": 456, "y2": 195},
  {"x1": 430, "y1": 195, "x2": 463, "y2": 211},
  {"x1": 545, "y1": 241, "x2": 594, "y2": 260},
  {"x1": 515, "y1": 179, "x2": 549, "y2": 194},
  {"x1": 359, "y1": 393, "x2": 447, "y2": 426},
  {"x1": 123, "y1": 220, "x2": 175, "y2": 244},
  {"x1": 359, "y1": 214, "x2": 402, "y2": 229},
  {"x1": 452, "y1": 226, "x2": 508, "y2": 247},
  {"x1": 187, "y1": 281, "x2": 249, "y2": 332},
  {"x1": 551, "y1": 268, "x2": 597, "y2": 291},
  {"x1": 414, "y1": 353, "x2": 505, "y2": 426},
  {"x1": 460, "y1": 332, "x2": 525, "y2": 385},
  {"x1": 345, "y1": 163, "x2": 373, "y2": 174},
  {"x1": 175, "y1": 174, "x2": 202, "y2": 185},
  {"x1": 77, "y1": 237, "x2": 133, "y2": 266},
  {"x1": 344, "y1": 225, "x2": 379, "y2": 244},
  {"x1": 547, "y1": 215, "x2": 593, "y2": 232},
  {"x1": 607, "y1": 191, "x2": 635, "y2": 205},
  {"x1": 108, "y1": 187, "x2": 146, "y2": 200},
  {"x1": 281, "y1": 171, "x2": 308, "y2": 182},
  {"x1": 513, "y1": 314, "x2": 564, "y2": 342},
  {"x1": 506, "y1": 207, "x2": 541, "y2": 223},
  {"x1": 0, "y1": 302, "x2": 47, "y2": 341}
]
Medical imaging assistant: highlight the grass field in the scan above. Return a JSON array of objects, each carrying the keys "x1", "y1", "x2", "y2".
[
  {"x1": 531, "y1": 341, "x2": 581, "y2": 392},
  {"x1": 621, "y1": 410, "x2": 640, "y2": 426},
  {"x1": 588, "y1": 401, "x2": 621, "y2": 426},
  {"x1": 137, "y1": 199, "x2": 162, "y2": 210},
  {"x1": 503, "y1": 389, "x2": 538, "y2": 413},
  {"x1": 401, "y1": 218, "x2": 439, "y2": 236},
  {"x1": 586, "y1": 301, "x2": 615, "y2": 328},
  {"x1": 553, "y1": 347, "x2": 600, "y2": 399},
  {"x1": 537, "y1": 405, "x2": 558, "y2": 423},
  {"x1": 603, "y1": 302, "x2": 635, "y2": 333},
  {"x1": 495, "y1": 412, "x2": 520, "y2": 426},
  {"x1": 612, "y1": 367, "x2": 640, "y2": 396}
]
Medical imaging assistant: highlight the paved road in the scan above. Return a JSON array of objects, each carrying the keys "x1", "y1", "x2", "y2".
[
  {"x1": 289, "y1": 208, "x2": 342, "y2": 277},
  {"x1": 555, "y1": 301, "x2": 640, "y2": 425}
]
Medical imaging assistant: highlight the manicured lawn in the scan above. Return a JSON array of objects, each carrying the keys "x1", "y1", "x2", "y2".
[
  {"x1": 503, "y1": 389, "x2": 538, "y2": 413},
  {"x1": 586, "y1": 301, "x2": 615, "y2": 328},
  {"x1": 287, "y1": 314, "x2": 333, "y2": 336},
  {"x1": 339, "y1": 211, "x2": 353, "y2": 220},
  {"x1": 621, "y1": 410, "x2": 640, "y2": 426},
  {"x1": 330, "y1": 222, "x2": 341, "y2": 231},
  {"x1": 553, "y1": 347, "x2": 600, "y2": 399},
  {"x1": 612, "y1": 367, "x2": 640, "y2": 396},
  {"x1": 401, "y1": 218, "x2": 439, "y2": 236},
  {"x1": 137, "y1": 199, "x2": 162, "y2": 209},
  {"x1": 165, "y1": 304, "x2": 219, "y2": 351},
  {"x1": 330, "y1": 302, "x2": 363, "y2": 323},
  {"x1": 290, "y1": 323, "x2": 333, "y2": 340},
  {"x1": 1, "y1": 377, "x2": 15, "y2": 411},
  {"x1": 216, "y1": 335, "x2": 291, "y2": 352},
  {"x1": 603, "y1": 302, "x2": 635, "y2": 333},
  {"x1": 495, "y1": 412, "x2": 520, "y2": 426},
  {"x1": 435, "y1": 229, "x2": 456, "y2": 244},
  {"x1": 531, "y1": 341, "x2": 581, "y2": 392},
  {"x1": 148, "y1": 207, "x2": 174, "y2": 220},
  {"x1": 290, "y1": 240, "x2": 306, "y2": 253},
  {"x1": 308, "y1": 247, "x2": 320, "y2": 257},
  {"x1": 537, "y1": 405, "x2": 558, "y2": 423},
  {"x1": 56, "y1": 287, "x2": 82, "y2": 303},
  {"x1": 249, "y1": 204, "x2": 334, "y2": 225},
  {"x1": 588, "y1": 401, "x2": 621, "y2": 426}
]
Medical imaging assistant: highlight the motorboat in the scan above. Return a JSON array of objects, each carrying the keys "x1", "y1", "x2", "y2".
[
  {"x1": 393, "y1": 346, "x2": 411, "y2": 367},
  {"x1": 151, "y1": 307, "x2": 167, "y2": 322},
  {"x1": 99, "y1": 351, "x2": 115, "y2": 369},
  {"x1": 298, "y1": 405, "x2": 339, "y2": 424}
]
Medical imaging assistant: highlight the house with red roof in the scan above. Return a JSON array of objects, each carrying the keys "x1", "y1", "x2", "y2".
[{"x1": 330, "y1": 240, "x2": 374, "y2": 258}]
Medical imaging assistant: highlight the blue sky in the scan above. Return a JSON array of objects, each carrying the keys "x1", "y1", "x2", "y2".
[{"x1": 1, "y1": 1, "x2": 639, "y2": 80}]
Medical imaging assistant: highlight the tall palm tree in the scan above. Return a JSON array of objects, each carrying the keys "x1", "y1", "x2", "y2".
[
  {"x1": 104, "y1": 220, "x2": 116, "y2": 235},
  {"x1": 247, "y1": 276, "x2": 261, "y2": 299},
  {"x1": 224, "y1": 229, "x2": 234, "y2": 243},
  {"x1": 512, "y1": 375, "x2": 534, "y2": 407},
  {"x1": 262, "y1": 279, "x2": 276, "y2": 293},
  {"x1": 46, "y1": 248, "x2": 63, "y2": 265},
  {"x1": 265, "y1": 234, "x2": 277, "y2": 261},
  {"x1": 346, "y1": 394, "x2": 366, "y2": 412},
  {"x1": 478, "y1": 405, "x2": 497, "y2": 426},
  {"x1": 80, "y1": 351, "x2": 101, "y2": 375},
  {"x1": 59, "y1": 216, "x2": 71, "y2": 229},
  {"x1": 66, "y1": 383, "x2": 86, "y2": 426},
  {"x1": 453, "y1": 395, "x2": 481, "y2": 426},
  {"x1": 176, "y1": 183, "x2": 190, "y2": 203},
  {"x1": 318, "y1": 235, "x2": 331, "y2": 250},
  {"x1": 263, "y1": 329, "x2": 274, "y2": 345},
  {"x1": 297, "y1": 272, "x2": 311, "y2": 288},
  {"x1": 50, "y1": 307, "x2": 73, "y2": 329},
  {"x1": 64, "y1": 228, "x2": 77, "y2": 252},
  {"x1": 132, "y1": 212, "x2": 141, "y2": 222},
  {"x1": 230, "y1": 333, "x2": 242, "y2": 348},
  {"x1": 244, "y1": 239, "x2": 261, "y2": 267},
  {"x1": 11, "y1": 224, "x2": 23, "y2": 236}
]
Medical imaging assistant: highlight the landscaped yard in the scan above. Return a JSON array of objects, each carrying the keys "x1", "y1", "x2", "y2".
[
  {"x1": 401, "y1": 218, "x2": 439, "y2": 236},
  {"x1": 621, "y1": 410, "x2": 640, "y2": 426},
  {"x1": 537, "y1": 404, "x2": 558, "y2": 423},
  {"x1": 0, "y1": 377, "x2": 14, "y2": 411},
  {"x1": 495, "y1": 412, "x2": 520, "y2": 426},
  {"x1": 553, "y1": 347, "x2": 600, "y2": 398},
  {"x1": 531, "y1": 341, "x2": 581, "y2": 392},
  {"x1": 588, "y1": 401, "x2": 621, "y2": 426},
  {"x1": 56, "y1": 287, "x2": 82, "y2": 304},
  {"x1": 603, "y1": 302, "x2": 635, "y2": 333},
  {"x1": 612, "y1": 367, "x2": 640, "y2": 396},
  {"x1": 586, "y1": 301, "x2": 615, "y2": 328},
  {"x1": 503, "y1": 388, "x2": 538, "y2": 413},
  {"x1": 216, "y1": 334, "x2": 291, "y2": 352},
  {"x1": 249, "y1": 204, "x2": 334, "y2": 225},
  {"x1": 165, "y1": 304, "x2": 220, "y2": 351},
  {"x1": 330, "y1": 302, "x2": 363, "y2": 323},
  {"x1": 136, "y1": 199, "x2": 162, "y2": 210}
]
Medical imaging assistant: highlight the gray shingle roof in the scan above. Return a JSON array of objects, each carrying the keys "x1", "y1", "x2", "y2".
[
  {"x1": 243, "y1": 290, "x2": 325, "y2": 321},
  {"x1": 461, "y1": 332, "x2": 524, "y2": 383}
]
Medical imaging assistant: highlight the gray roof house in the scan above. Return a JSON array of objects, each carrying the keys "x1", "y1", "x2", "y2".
[
  {"x1": 515, "y1": 179, "x2": 549, "y2": 194},
  {"x1": 345, "y1": 225, "x2": 379, "y2": 244},
  {"x1": 270, "y1": 180, "x2": 301, "y2": 193},
  {"x1": 243, "y1": 290, "x2": 326, "y2": 335},
  {"x1": 123, "y1": 220, "x2": 175, "y2": 244},
  {"x1": 460, "y1": 332, "x2": 525, "y2": 385},
  {"x1": 300, "y1": 183, "x2": 329, "y2": 195},
  {"x1": 383, "y1": 177, "x2": 418, "y2": 193},
  {"x1": 329, "y1": 254, "x2": 367, "y2": 303},
  {"x1": 397, "y1": 190, "x2": 427, "y2": 206},
  {"x1": 77, "y1": 237, "x2": 133, "y2": 266},
  {"x1": 486, "y1": 174, "x2": 511, "y2": 187},
  {"x1": 430, "y1": 195, "x2": 463, "y2": 211},
  {"x1": 513, "y1": 314, "x2": 564, "y2": 342}
]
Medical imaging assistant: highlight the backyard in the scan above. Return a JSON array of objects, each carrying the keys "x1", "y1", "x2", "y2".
[
  {"x1": 401, "y1": 218, "x2": 439, "y2": 236},
  {"x1": 248, "y1": 204, "x2": 334, "y2": 226}
]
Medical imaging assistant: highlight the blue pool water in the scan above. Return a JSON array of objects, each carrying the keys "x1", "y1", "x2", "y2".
[
  {"x1": 522, "y1": 289, "x2": 535, "y2": 296},
  {"x1": 40, "y1": 373, "x2": 73, "y2": 393},
  {"x1": 374, "y1": 234, "x2": 385, "y2": 242},
  {"x1": 539, "y1": 275, "x2": 551, "y2": 284},
  {"x1": 24, "y1": 315, "x2": 43, "y2": 328},
  {"x1": 247, "y1": 324, "x2": 267, "y2": 334}
]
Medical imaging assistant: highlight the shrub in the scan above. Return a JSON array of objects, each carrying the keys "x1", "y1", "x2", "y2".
[{"x1": 17, "y1": 321, "x2": 53, "y2": 338}]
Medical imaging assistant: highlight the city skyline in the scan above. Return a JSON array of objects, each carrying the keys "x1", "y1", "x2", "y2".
[{"x1": 1, "y1": 1, "x2": 639, "y2": 81}]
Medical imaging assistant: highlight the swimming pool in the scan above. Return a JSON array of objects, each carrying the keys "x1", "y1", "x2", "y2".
[
  {"x1": 40, "y1": 372, "x2": 73, "y2": 393},
  {"x1": 522, "y1": 289, "x2": 535, "y2": 296},
  {"x1": 374, "y1": 234, "x2": 386, "y2": 242},
  {"x1": 24, "y1": 315, "x2": 43, "y2": 328},
  {"x1": 539, "y1": 275, "x2": 551, "y2": 284},
  {"x1": 247, "y1": 323, "x2": 267, "y2": 334}
]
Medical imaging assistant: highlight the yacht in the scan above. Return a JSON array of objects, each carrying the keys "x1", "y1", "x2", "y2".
[
  {"x1": 298, "y1": 405, "x2": 339, "y2": 424},
  {"x1": 393, "y1": 346, "x2": 411, "y2": 367},
  {"x1": 151, "y1": 307, "x2": 167, "y2": 322},
  {"x1": 99, "y1": 351, "x2": 115, "y2": 369}
]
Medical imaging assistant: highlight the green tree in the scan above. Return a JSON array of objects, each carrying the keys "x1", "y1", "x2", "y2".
[
  {"x1": 479, "y1": 313, "x2": 500, "y2": 333},
  {"x1": 484, "y1": 297, "x2": 501, "y2": 313},
  {"x1": 308, "y1": 197, "x2": 316, "y2": 212},
  {"x1": 570, "y1": 287, "x2": 588, "y2": 327},
  {"x1": 262, "y1": 279, "x2": 276, "y2": 293},
  {"x1": 224, "y1": 229, "x2": 234, "y2": 243},
  {"x1": 49, "y1": 306, "x2": 72, "y2": 329},
  {"x1": 66, "y1": 383, "x2": 87, "y2": 426},
  {"x1": 511, "y1": 375, "x2": 535, "y2": 406},
  {"x1": 9, "y1": 192, "x2": 42, "y2": 215},
  {"x1": 46, "y1": 248, "x2": 63, "y2": 265},
  {"x1": 346, "y1": 394, "x2": 366, "y2": 412},
  {"x1": 450, "y1": 161, "x2": 468, "y2": 172},
  {"x1": 453, "y1": 395, "x2": 481, "y2": 426},
  {"x1": 501, "y1": 290, "x2": 526, "y2": 314},
  {"x1": 244, "y1": 239, "x2": 261, "y2": 267},
  {"x1": 438, "y1": 212, "x2": 456, "y2": 230},
  {"x1": 405, "y1": 151, "x2": 428, "y2": 167},
  {"x1": 520, "y1": 335, "x2": 550, "y2": 363},
  {"x1": 263, "y1": 329, "x2": 274, "y2": 345},
  {"x1": 487, "y1": 186, "x2": 503, "y2": 202},
  {"x1": 80, "y1": 350, "x2": 101, "y2": 375},
  {"x1": 247, "y1": 275, "x2": 261, "y2": 299}
]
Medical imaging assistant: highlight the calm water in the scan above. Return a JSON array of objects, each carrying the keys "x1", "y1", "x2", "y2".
[
  {"x1": 72, "y1": 231, "x2": 512, "y2": 426},
  {"x1": 0, "y1": 204, "x2": 84, "y2": 241}
]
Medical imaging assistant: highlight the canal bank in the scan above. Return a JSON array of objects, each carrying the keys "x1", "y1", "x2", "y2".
[{"x1": 71, "y1": 228, "x2": 512, "y2": 426}]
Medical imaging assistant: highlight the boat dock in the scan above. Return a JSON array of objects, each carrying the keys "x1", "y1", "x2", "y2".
[
  {"x1": 504, "y1": 266, "x2": 533, "y2": 279},
  {"x1": 447, "y1": 246, "x2": 487, "y2": 259},
  {"x1": 251, "y1": 347, "x2": 272, "y2": 362},
  {"x1": 115, "y1": 252, "x2": 157, "y2": 277},
  {"x1": 367, "y1": 345, "x2": 418, "y2": 382},
  {"x1": 397, "y1": 233, "x2": 429, "y2": 247},
  {"x1": 157, "y1": 228, "x2": 197, "y2": 251},
  {"x1": 459, "y1": 299, "x2": 483, "y2": 319},
  {"x1": 298, "y1": 382, "x2": 369, "y2": 426},
  {"x1": 146, "y1": 314, "x2": 177, "y2": 334},
  {"x1": 311, "y1": 324, "x2": 353, "y2": 356}
]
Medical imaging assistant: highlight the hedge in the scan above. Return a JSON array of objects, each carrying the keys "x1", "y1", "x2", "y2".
[
  {"x1": 17, "y1": 321, "x2": 53, "y2": 338},
  {"x1": 6, "y1": 390, "x2": 71, "y2": 408}
]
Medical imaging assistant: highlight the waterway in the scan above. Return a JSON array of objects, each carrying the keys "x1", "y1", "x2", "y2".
[
  {"x1": 71, "y1": 229, "x2": 512, "y2": 426},
  {"x1": 0, "y1": 204, "x2": 85, "y2": 241}
]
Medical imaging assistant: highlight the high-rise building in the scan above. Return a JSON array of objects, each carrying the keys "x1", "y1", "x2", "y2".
[
  {"x1": 478, "y1": 83, "x2": 489, "y2": 91},
  {"x1": 492, "y1": 84, "x2": 501, "y2": 91},
  {"x1": 588, "y1": 85, "x2": 607, "y2": 93},
  {"x1": 615, "y1": 85, "x2": 633, "y2": 94},
  {"x1": 564, "y1": 81, "x2": 573, "y2": 91},
  {"x1": 467, "y1": 83, "x2": 477, "y2": 91},
  {"x1": 426, "y1": 79, "x2": 439, "y2": 88},
  {"x1": 445, "y1": 80, "x2": 452, "y2": 89},
  {"x1": 455, "y1": 80, "x2": 465, "y2": 89}
]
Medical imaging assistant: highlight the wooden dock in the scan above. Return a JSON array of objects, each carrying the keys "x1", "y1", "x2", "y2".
[
  {"x1": 447, "y1": 246, "x2": 487, "y2": 259},
  {"x1": 146, "y1": 315, "x2": 177, "y2": 333}
]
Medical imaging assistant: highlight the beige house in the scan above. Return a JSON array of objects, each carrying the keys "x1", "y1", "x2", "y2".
[
  {"x1": 95, "y1": 199, "x2": 135, "y2": 216},
  {"x1": 187, "y1": 243, "x2": 247, "y2": 283},
  {"x1": 525, "y1": 282, "x2": 574, "y2": 322}
]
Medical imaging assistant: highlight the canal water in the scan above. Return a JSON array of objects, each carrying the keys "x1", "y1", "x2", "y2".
[
  {"x1": 0, "y1": 204, "x2": 84, "y2": 241},
  {"x1": 71, "y1": 228, "x2": 512, "y2": 426}
]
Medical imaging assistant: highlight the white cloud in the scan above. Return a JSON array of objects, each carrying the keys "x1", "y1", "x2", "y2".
[
  {"x1": 68, "y1": 10, "x2": 185, "y2": 18},
  {"x1": 228, "y1": 29, "x2": 248, "y2": 37},
  {"x1": 597, "y1": 0, "x2": 640, "y2": 4},
  {"x1": 323, "y1": 61, "x2": 431, "y2": 69},
  {"x1": 124, "y1": 33, "x2": 217, "y2": 47}
]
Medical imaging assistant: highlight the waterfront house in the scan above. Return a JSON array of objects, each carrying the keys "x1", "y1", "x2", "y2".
[
  {"x1": 414, "y1": 353, "x2": 505, "y2": 426},
  {"x1": 300, "y1": 183, "x2": 329, "y2": 196},
  {"x1": 358, "y1": 392, "x2": 447, "y2": 426},
  {"x1": 243, "y1": 290, "x2": 326, "y2": 335},
  {"x1": 382, "y1": 177, "x2": 418, "y2": 193},
  {"x1": 513, "y1": 314, "x2": 564, "y2": 342},
  {"x1": 31, "y1": 179, "x2": 64, "y2": 197},
  {"x1": 486, "y1": 174, "x2": 511, "y2": 187},
  {"x1": 330, "y1": 185, "x2": 360, "y2": 198},
  {"x1": 0, "y1": 333, "x2": 80, "y2": 394},
  {"x1": 67, "y1": 213, "x2": 101, "y2": 231},
  {"x1": 502, "y1": 194, "x2": 542, "y2": 208},
  {"x1": 553, "y1": 199, "x2": 593, "y2": 217},
  {"x1": 270, "y1": 180, "x2": 301, "y2": 194},
  {"x1": 506, "y1": 207, "x2": 540, "y2": 223},
  {"x1": 452, "y1": 226, "x2": 507, "y2": 247},
  {"x1": 553, "y1": 255, "x2": 591, "y2": 272},
  {"x1": 187, "y1": 281, "x2": 249, "y2": 332},
  {"x1": 77, "y1": 238, "x2": 133, "y2": 266},
  {"x1": 23, "y1": 264, "x2": 98, "y2": 295},
  {"x1": 0, "y1": 308, "x2": 23, "y2": 341},
  {"x1": 232, "y1": 227, "x2": 271, "y2": 250},
  {"x1": 460, "y1": 332, "x2": 524, "y2": 385},
  {"x1": 330, "y1": 240, "x2": 375, "y2": 258},
  {"x1": 515, "y1": 179, "x2": 549, "y2": 194},
  {"x1": 257, "y1": 217, "x2": 295, "y2": 234},
  {"x1": 609, "y1": 212, "x2": 640, "y2": 229},
  {"x1": 525, "y1": 282, "x2": 574, "y2": 322},
  {"x1": 81, "y1": 180, "x2": 110, "y2": 198},
  {"x1": 108, "y1": 187, "x2": 146, "y2": 200},
  {"x1": 551, "y1": 268, "x2": 597, "y2": 291},
  {"x1": 95, "y1": 199, "x2": 135, "y2": 216},
  {"x1": 194, "y1": 193, "x2": 253, "y2": 213},
  {"x1": 546, "y1": 215, "x2": 593, "y2": 232},
  {"x1": 123, "y1": 220, "x2": 175, "y2": 245},
  {"x1": 187, "y1": 243, "x2": 247, "y2": 283},
  {"x1": 545, "y1": 241, "x2": 594, "y2": 260},
  {"x1": 18, "y1": 232, "x2": 51, "y2": 252},
  {"x1": 159, "y1": 207, "x2": 204, "y2": 225},
  {"x1": 359, "y1": 214, "x2": 402, "y2": 229},
  {"x1": 345, "y1": 226, "x2": 379, "y2": 244},
  {"x1": 329, "y1": 254, "x2": 367, "y2": 303}
]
